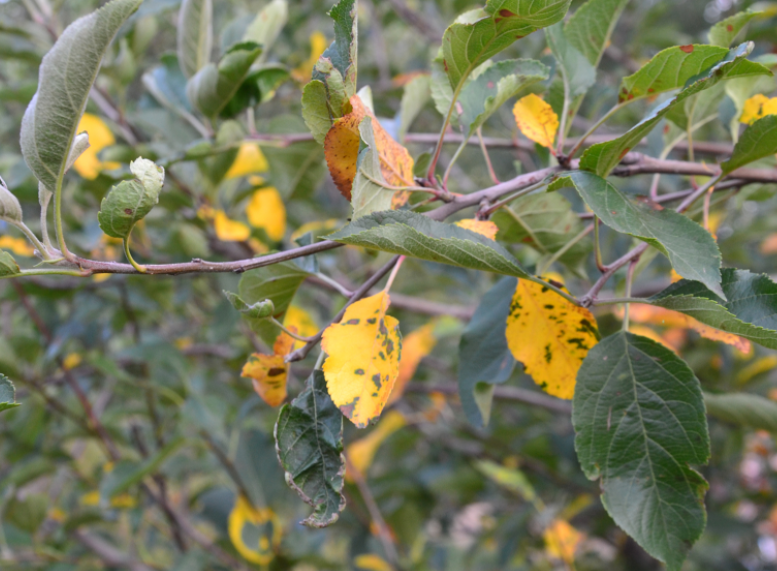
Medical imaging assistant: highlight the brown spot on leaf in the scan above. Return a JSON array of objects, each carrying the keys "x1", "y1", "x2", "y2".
[{"x1": 680, "y1": 44, "x2": 694, "y2": 53}]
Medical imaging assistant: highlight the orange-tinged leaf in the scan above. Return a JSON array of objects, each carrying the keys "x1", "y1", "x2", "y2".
[
  {"x1": 346, "y1": 410, "x2": 406, "y2": 481},
  {"x1": 740, "y1": 94, "x2": 777, "y2": 125},
  {"x1": 512, "y1": 94, "x2": 559, "y2": 151},
  {"x1": 242, "y1": 331, "x2": 295, "y2": 407},
  {"x1": 228, "y1": 495, "x2": 281, "y2": 565},
  {"x1": 324, "y1": 95, "x2": 414, "y2": 200},
  {"x1": 322, "y1": 291, "x2": 402, "y2": 428},
  {"x1": 246, "y1": 187, "x2": 286, "y2": 242},
  {"x1": 543, "y1": 519, "x2": 583, "y2": 565},
  {"x1": 454, "y1": 219, "x2": 499, "y2": 240},
  {"x1": 73, "y1": 113, "x2": 121, "y2": 179},
  {"x1": 214, "y1": 210, "x2": 251, "y2": 242},
  {"x1": 505, "y1": 279, "x2": 598, "y2": 400},
  {"x1": 388, "y1": 322, "x2": 437, "y2": 405},
  {"x1": 628, "y1": 325, "x2": 682, "y2": 353},
  {"x1": 736, "y1": 356, "x2": 777, "y2": 385}
]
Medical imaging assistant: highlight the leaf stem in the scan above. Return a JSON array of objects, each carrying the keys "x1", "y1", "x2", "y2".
[
  {"x1": 622, "y1": 257, "x2": 639, "y2": 331},
  {"x1": 565, "y1": 101, "x2": 627, "y2": 160},
  {"x1": 538, "y1": 224, "x2": 594, "y2": 275},
  {"x1": 593, "y1": 217, "x2": 605, "y2": 273},
  {"x1": 123, "y1": 235, "x2": 147, "y2": 274},
  {"x1": 427, "y1": 79, "x2": 467, "y2": 183},
  {"x1": 524, "y1": 275, "x2": 581, "y2": 307},
  {"x1": 269, "y1": 317, "x2": 315, "y2": 343},
  {"x1": 477, "y1": 127, "x2": 500, "y2": 184},
  {"x1": 54, "y1": 177, "x2": 74, "y2": 261},
  {"x1": 442, "y1": 139, "x2": 468, "y2": 188},
  {"x1": 9, "y1": 220, "x2": 50, "y2": 260},
  {"x1": 383, "y1": 255, "x2": 405, "y2": 293}
]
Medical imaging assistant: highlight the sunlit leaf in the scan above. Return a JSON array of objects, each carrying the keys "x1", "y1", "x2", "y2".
[
  {"x1": 512, "y1": 94, "x2": 559, "y2": 150},
  {"x1": 246, "y1": 187, "x2": 286, "y2": 242},
  {"x1": 225, "y1": 142, "x2": 269, "y2": 180},
  {"x1": 214, "y1": 210, "x2": 251, "y2": 242},
  {"x1": 228, "y1": 495, "x2": 281, "y2": 565},
  {"x1": 73, "y1": 114, "x2": 121, "y2": 179},
  {"x1": 283, "y1": 306, "x2": 319, "y2": 350}
]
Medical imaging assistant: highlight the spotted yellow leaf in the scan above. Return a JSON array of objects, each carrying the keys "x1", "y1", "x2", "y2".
[
  {"x1": 0, "y1": 236, "x2": 34, "y2": 257},
  {"x1": 506, "y1": 279, "x2": 598, "y2": 399},
  {"x1": 388, "y1": 322, "x2": 437, "y2": 405},
  {"x1": 512, "y1": 94, "x2": 559, "y2": 152},
  {"x1": 242, "y1": 330, "x2": 295, "y2": 407},
  {"x1": 228, "y1": 495, "x2": 281, "y2": 565},
  {"x1": 226, "y1": 142, "x2": 269, "y2": 180},
  {"x1": 740, "y1": 94, "x2": 777, "y2": 125},
  {"x1": 454, "y1": 219, "x2": 499, "y2": 241},
  {"x1": 214, "y1": 210, "x2": 250, "y2": 242},
  {"x1": 346, "y1": 410, "x2": 406, "y2": 481},
  {"x1": 292, "y1": 31, "x2": 328, "y2": 83},
  {"x1": 544, "y1": 519, "x2": 583, "y2": 565},
  {"x1": 73, "y1": 113, "x2": 121, "y2": 179},
  {"x1": 246, "y1": 187, "x2": 286, "y2": 242},
  {"x1": 322, "y1": 291, "x2": 402, "y2": 428}
]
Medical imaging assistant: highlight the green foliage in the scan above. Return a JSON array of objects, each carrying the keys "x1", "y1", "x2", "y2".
[
  {"x1": 0, "y1": 375, "x2": 19, "y2": 414},
  {"x1": 722, "y1": 114, "x2": 777, "y2": 174},
  {"x1": 176, "y1": 0, "x2": 212, "y2": 78},
  {"x1": 705, "y1": 392, "x2": 777, "y2": 432}
]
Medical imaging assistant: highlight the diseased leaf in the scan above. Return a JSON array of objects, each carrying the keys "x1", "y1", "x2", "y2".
[
  {"x1": 513, "y1": 94, "x2": 559, "y2": 150},
  {"x1": 302, "y1": 80, "x2": 331, "y2": 144},
  {"x1": 0, "y1": 251, "x2": 20, "y2": 277},
  {"x1": 552, "y1": 171, "x2": 724, "y2": 298},
  {"x1": 186, "y1": 42, "x2": 262, "y2": 118},
  {"x1": 242, "y1": 0, "x2": 287, "y2": 54},
  {"x1": 459, "y1": 59, "x2": 549, "y2": 138},
  {"x1": 98, "y1": 158, "x2": 165, "y2": 240},
  {"x1": 321, "y1": 292, "x2": 402, "y2": 428},
  {"x1": 721, "y1": 115, "x2": 777, "y2": 174},
  {"x1": 709, "y1": 9, "x2": 761, "y2": 47},
  {"x1": 458, "y1": 277, "x2": 517, "y2": 427},
  {"x1": 565, "y1": 0, "x2": 631, "y2": 66},
  {"x1": 20, "y1": 0, "x2": 142, "y2": 193},
  {"x1": 506, "y1": 278, "x2": 598, "y2": 399},
  {"x1": 242, "y1": 331, "x2": 295, "y2": 407},
  {"x1": 0, "y1": 375, "x2": 20, "y2": 414},
  {"x1": 177, "y1": 0, "x2": 212, "y2": 78},
  {"x1": 704, "y1": 392, "x2": 777, "y2": 433},
  {"x1": 275, "y1": 370, "x2": 346, "y2": 527},
  {"x1": 327, "y1": 210, "x2": 531, "y2": 278},
  {"x1": 398, "y1": 73, "x2": 431, "y2": 142},
  {"x1": 573, "y1": 332, "x2": 710, "y2": 571}
]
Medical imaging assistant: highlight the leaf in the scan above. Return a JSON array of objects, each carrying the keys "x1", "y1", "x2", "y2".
[
  {"x1": 513, "y1": 94, "x2": 559, "y2": 150},
  {"x1": 242, "y1": 0, "x2": 287, "y2": 54},
  {"x1": 458, "y1": 277, "x2": 517, "y2": 427},
  {"x1": 552, "y1": 171, "x2": 724, "y2": 298},
  {"x1": 312, "y1": 0, "x2": 357, "y2": 117},
  {"x1": 214, "y1": 210, "x2": 250, "y2": 242},
  {"x1": 740, "y1": 93, "x2": 777, "y2": 124},
  {"x1": 72, "y1": 114, "x2": 121, "y2": 180},
  {"x1": 246, "y1": 187, "x2": 286, "y2": 242},
  {"x1": 100, "y1": 437, "x2": 184, "y2": 498},
  {"x1": 565, "y1": 0, "x2": 632, "y2": 66},
  {"x1": 0, "y1": 375, "x2": 20, "y2": 414},
  {"x1": 544, "y1": 519, "x2": 584, "y2": 565},
  {"x1": 721, "y1": 115, "x2": 777, "y2": 174},
  {"x1": 573, "y1": 332, "x2": 710, "y2": 571},
  {"x1": 275, "y1": 370, "x2": 346, "y2": 527},
  {"x1": 545, "y1": 22, "x2": 595, "y2": 98},
  {"x1": 327, "y1": 210, "x2": 531, "y2": 278},
  {"x1": 0, "y1": 251, "x2": 20, "y2": 277},
  {"x1": 302, "y1": 80, "x2": 331, "y2": 144},
  {"x1": 458, "y1": 59, "x2": 549, "y2": 138},
  {"x1": 506, "y1": 277, "x2": 599, "y2": 399},
  {"x1": 441, "y1": 0, "x2": 571, "y2": 93},
  {"x1": 389, "y1": 322, "x2": 437, "y2": 405},
  {"x1": 98, "y1": 158, "x2": 165, "y2": 240},
  {"x1": 398, "y1": 73, "x2": 431, "y2": 142},
  {"x1": 346, "y1": 410, "x2": 406, "y2": 480},
  {"x1": 430, "y1": 56, "x2": 457, "y2": 127},
  {"x1": 454, "y1": 219, "x2": 499, "y2": 240},
  {"x1": 581, "y1": 43, "x2": 772, "y2": 177},
  {"x1": 475, "y1": 460, "x2": 537, "y2": 501},
  {"x1": 228, "y1": 496, "x2": 281, "y2": 565},
  {"x1": 321, "y1": 292, "x2": 402, "y2": 428},
  {"x1": 649, "y1": 268, "x2": 777, "y2": 350},
  {"x1": 263, "y1": 115, "x2": 327, "y2": 200},
  {"x1": 709, "y1": 9, "x2": 761, "y2": 47},
  {"x1": 20, "y1": 0, "x2": 142, "y2": 193},
  {"x1": 242, "y1": 331, "x2": 295, "y2": 407},
  {"x1": 292, "y1": 31, "x2": 328, "y2": 83},
  {"x1": 350, "y1": 118, "x2": 395, "y2": 220},
  {"x1": 0, "y1": 182, "x2": 23, "y2": 224},
  {"x1": 224, "y1": 291, "x2": 275, "y2": 331},
  {"x1": 705, "y1": 392, "x2": 777, "y2": 432},
  {"x1": 143, "y1": 53, "x2": 196, "y2": 117},
  {"x1": 225, "y1": 142, "x2": 268, "y2": 180},
  {"x1": 177, "y1": 0, "x2": 212, "y2": 78}
]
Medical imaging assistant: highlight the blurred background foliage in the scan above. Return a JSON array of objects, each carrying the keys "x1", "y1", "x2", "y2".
[{"x1": 0, "y1": 0, "x2": 777, "y2": 569}]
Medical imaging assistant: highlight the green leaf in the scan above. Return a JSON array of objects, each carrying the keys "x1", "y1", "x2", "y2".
[
  {"x1": 302, "y1": 80, "x2": 331, "y2": 145},
  {"x1": 275, "y1": 370, "x2": 346, "y2": 528},
  {"x1": 545, "y1": 23, "x2": 595, "y2": 99},
  {"x1": 649, "y1": 268, "x2": 777, "y2": 350},
  {"x1": 565, "y1": 0, "x2": 631, "y2": 66},
  {"x1": 98, "y1": 158, "x2": 165, "y2": 240},
  {"x1": 573, "y1": 332, "x2": 709, "y2": 571},
  {"x1": 709, "y1": 10, "x2": 761, "y2": 47},
  {"x1": 100, "y1": 437, "x2": 184, "y2": 499},
  {"x1": 351, "y1": 117, "x2": 394, "y2": 220},
  {"x1": 223, "y1": 291, "x2": 275, "y2": 331},
  {"x1": 177, "y1": 0, "x2": 212, "y2": 78},
  {"x1": 458, "y1": 277, "x2": 517, "y2": 428},
  {"x1": 430, "y1": 55, "x2": 458, "y2": 127},
  {"x1": 0, "y1": 182, "x2": 23, "y2": 224},
  {"x1": 721, "y1": 115, "x2": 777, "y2": 174},
  {"x1": 0, "y1": 251, "x2": 19, "y2": 277},
  {"x1": 186, "y1": 42, "x2": 262, "y2": 119},
  {"x1": 0, "y1": 375, "x2": 20, "y2": 414},
  {"x1": 262, "y1": 115, "x2": 327, "y2": 199},
  {"x1": 327, "y1": 210, "x2": 531, "y2": 278},
  {"x1": 242, "y1": 0, "x2": 287, "y2": 54},
  {"x1": 398, "y1": 74, "x2": 432, "y2": 142},
  {"x1": 198, "y1": 120, "x2": 243, "y2": 187},
  {"x1": 220, "y1": 64, "x2": 290, "y2": 118},
  {"x1": 20, "y1": 0, "x2": 142, "y2": 193},
  {"x1": 312, "y1": 0, "x2": 357, "y2": 117},
  {"x1": 580, "y1": 43, "x2": 771, "y2": 176},
  {"x1": 442, "y1": 0, "x2": 571, "y2": 93},
  {"x1": 475, "y1": 460, "x2": 537, "y2": 502},
  {"x1": 665, "y1": 82, "x2": 725, "y2": 131},
  {"x1": 705, "y1": 392, "x2": 777, "y2": 433},
  {"x1": 238, "y1": 261, "x2": 310, "y2": 345},
  {"x1": 458, "y1": 59, "x2": 549, "y2": 138},
  {"x1": 551, "y1": 171, "x2": 724, "y2": 298}
]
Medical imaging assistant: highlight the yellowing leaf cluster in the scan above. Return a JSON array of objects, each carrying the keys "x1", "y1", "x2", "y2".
[
  {"x1": 513, "y1": 94, "x2": 559, "y2": 152},
  {"x1": 242, "y1": 330, "x2": 296, "y2": 407}
]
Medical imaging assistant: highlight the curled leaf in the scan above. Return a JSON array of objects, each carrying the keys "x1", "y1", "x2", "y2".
[
  {"x1": 0, "y1": 250, "x2": 21, "y2": 277},
  {"x1": 227, "y1": 495, "x2": 281, "y2": 565},
  {"x1": 242, "y1": 330, "x2": 295, "y2": 407},
  {"x1": 98, "y1": 158, "x2": 165, "y2": 240}
]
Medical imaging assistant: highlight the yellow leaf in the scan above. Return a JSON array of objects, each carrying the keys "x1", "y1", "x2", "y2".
[
  {"x1": 740, "y1": 94, "x2": 777, "y2": 125},
  {"x1": 454, "y1": 219, "x2": 499, "y2": 241},
  {"x1": 346, "y1": 410, "x2": 406, "y2": 481},
  {"x1": 63, "y1": 353, "x2": 82, "y2": 371},
  {"x1": 736, "y1": 356, "x2": 777, "y2": 385},
  {"x1": 81, "y1": 491, "x2": 100, "y2": 506},
  {"x1": 354, "y1": 554, "x2": 394, "y2": 571},
  {"x1": 284, "y1": 306, "x2": 319, "y2": 350},
  {"x1": 292, "y1": 31, "x2": 328, "y2": 83},
  {"x1": 324, "y1": 95, "x2": 414, "y2": 201},
  {"x1": 214, "y1": 210, "x2": 251, "y2": 242},
  {"x1": 225, "y1": 142, "x2": 269, "y2": 180},
  {"x1": 322, "y1": 291, "x2": 402, "y2": 428},
  {"x1": 242, "y1": 331, "x2": 296, "y2": 407},
  {"x1": 543, "y1": 519, "x2": 583, "y2": 565},
  {"x1": 505, "y1": 279, "x2": 598, "y2": 399},
  {"x1": 73, "y1": 113, "x2": 121, "y2": 179},
  {"x1": 246, "y1": 187, "x2": 286, "y2": 242},
  {"x1": 388, "y1": 322, "x2": 437, "y2": 405},
  {"x1": 0, "y1": 236, "x2": 34, "y2": 257},
  {"x1": 228, "y1": 495, "x2": 281, "y2": 565},
  {"x1": 628, "y1": 324, "x2": 682, "y2": 353},
  {"x1": 512, "y1": 94, "x2": 559, "y2": 151},
  {"x1": 290, "y1": 218, "x2": 341, "y2": 242}
]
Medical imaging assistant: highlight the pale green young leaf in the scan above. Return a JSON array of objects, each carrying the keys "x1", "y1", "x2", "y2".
[
  {"x1": 430, "y1": 56, "x2": 458, "y2": 127},
  {"x1": 177, "y1": 0, "x2": 212, "y2": 78},
  {"x1": 243, "y1": 0, "x2": 288, "y2": 54},
  {"x1": 20, "y1": 0, "x2": 142, "y2": 193},
  {"x1": 0, "y1": 375, "x2": 19, "y2": 414},
  {"x1": 224, "y1": 291, "x2": 275, "y2": 321},
  {"x1": 574, "y1": 332, "x2": 709, "y2": 571},
  {"x1": 398, "y1": 74, "x2": 432, "y2": 142},
  {"x1": 721, "y1": 115, "x2": 777, "y2": 174},
  {"x1": 312, "y1": 0, "x2": 357, "y2": 111},
  {"x1": 545, "y1": 23, "x2": 595, "y2": 99},
  {"x1": 327, "y1": 210, "x2": 531, "y2": 278},
  {"x1": 551, "y1": 171, "x2": 724, "y2": 298},
  {"x1": 186, "y1": 42, "x2": 262, "y2": 118},
  {"x1": 458, "y1": 59, "x2": 549, "y2": 138},
  {"x1": 709, "y1": 9, "x2": 761, "y2": 47},
  {"x1": 351, "y1": 118, "x2": 394, "y2": 220},
  {"x1": 565, "y1": 0, "x2": 631, "y2": 66},
  {"x1": 705, "y1": 393, "x2": 777, "y2": 433},
  {"x1": 0, "y1": 183, "x2": 23, "y2": 223},
  {"x1": 301, "y1": 80, "x2": 331, "y2": 145},
  {"x1": 98, "y1": 158, "x2": 165, "y2": 240},
  {"x1": 0, "y1": 251, "x2": 19, "y2": 277}
]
